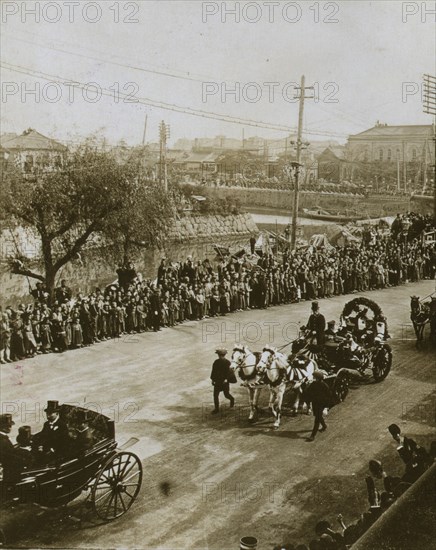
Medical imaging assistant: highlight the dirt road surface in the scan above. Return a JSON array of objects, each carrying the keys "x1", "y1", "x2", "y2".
[{"x1": 1, "y1": 280, "x2": 435, "y2": 549}]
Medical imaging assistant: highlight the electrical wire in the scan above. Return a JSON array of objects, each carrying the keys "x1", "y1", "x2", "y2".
[{"x1": 1, "y1": 60, "x2": 350, "y2": 138}]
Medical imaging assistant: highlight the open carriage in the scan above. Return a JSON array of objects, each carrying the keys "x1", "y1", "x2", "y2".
[
  {"x1": 1, "y1": 404, "x2": 142, "y2": 522},
  {"x1": 293, "y1": 297, "x2": 392, "y2": 385}
]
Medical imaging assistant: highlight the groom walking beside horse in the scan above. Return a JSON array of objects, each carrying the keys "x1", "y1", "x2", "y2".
[{"x1": 210, "y1": 348, "x2": 236, "y2": 414}]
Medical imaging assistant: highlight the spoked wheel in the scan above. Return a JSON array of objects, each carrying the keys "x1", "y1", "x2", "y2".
[
  {"x1": 372, "y1": 346, "x2": 392, "y2": 382},
  {"x1": 333, "y1": 371, "x2": 349, "y2": 402},
  {"x1": 92, "y1": 451, "x2": 143, "y2": 521}
]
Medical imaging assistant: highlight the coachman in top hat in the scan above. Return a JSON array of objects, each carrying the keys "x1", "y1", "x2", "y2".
[{"x1": 306, "y1": 301, "x2": 326, "y2": 346}]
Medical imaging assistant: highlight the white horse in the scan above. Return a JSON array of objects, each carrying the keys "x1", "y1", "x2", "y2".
[
  {"x1": 286, "y1": 354, "x2": 318, "y2": 415},
  {"x1": 256, "y1": 345, "x2": 290, "y2": 428},
  {"x1": 230, "y1": 345, "x2": 263, "y2": 422}
]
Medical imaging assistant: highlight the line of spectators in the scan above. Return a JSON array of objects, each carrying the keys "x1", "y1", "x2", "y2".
[
  {"x1": 272, "y1": 424, "x2": 435, "y2": 550},
  {"x1": 0, "y1": 214, "x2": 434, "y2": 363}
]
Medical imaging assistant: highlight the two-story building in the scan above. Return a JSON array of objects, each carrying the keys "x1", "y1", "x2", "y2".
[{"x1": 346, "y1": 123, "x2": 435, "y2": 190}]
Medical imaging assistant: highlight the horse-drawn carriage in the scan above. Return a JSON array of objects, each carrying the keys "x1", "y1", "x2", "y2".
[
  {"x1": 230, "y1": 343, "x2": 351, "y2": 429},
  {"x1": 1, "y1": 405, "x2": 142, "y2": 527},
  {"x1": 229, "y1": 297, "x2": 392, "y2": 429},
  {"x1": 294, "y1": 297, "x2": 392, "y2": 384}
]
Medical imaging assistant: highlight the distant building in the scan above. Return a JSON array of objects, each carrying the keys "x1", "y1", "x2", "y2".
[
  {"x1": 346, "y1": 123, "x2": 435, "y2": 189},
  {"x1": 347, "y1": 123, "x2": 435, "y2": 163},
  {"x1": 175, "y1": 150, "x2": 221, "y2": 175},
  {"x1": 1, "y1": 128, "x2": 67, "y2": 177},
  {"x1": 317, "y1": 145, "x2": 353, "y2": 183}
]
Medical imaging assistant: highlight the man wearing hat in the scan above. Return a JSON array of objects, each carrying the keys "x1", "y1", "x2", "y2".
[
  {"x1": 34, "y1": 401, "x2": 70, "y2": 459},
  {"x1": 74, "y1": 410, "x2": 94, "y2": 453},
  {"x1": 304, "y1": 371, "x2": 333, "y2": 441},
  {"x1": 0, "y1": 413, "x2": 28, "y2": 485},
  {"x1": 325, "y1": 320, "x2": 337, "y2": 341},
  {"x1": 210, "y1": 349, "x2": 235, "y2": 414},
  {"x1": 307, "y1": 301, "x2": 326, "y2": 345}
]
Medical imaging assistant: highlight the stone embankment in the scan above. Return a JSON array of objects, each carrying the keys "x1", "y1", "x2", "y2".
[
  {"x1": 0, "y1": 213, "x2": 258, "y2": 305},
  {"x1": 195, "y1": 185, "x2": 413, "y2": 217}
]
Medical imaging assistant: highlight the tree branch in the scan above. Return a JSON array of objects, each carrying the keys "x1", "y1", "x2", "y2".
[
  {"x1": 10, "y1": 264, "x2": 45, "y2": 282},
  {"x1": 53, "y1": 220, "x2": 100, "y2": 272},
  {"x1": 48, "y1": 217, "x2": 78, "y2": 241}
]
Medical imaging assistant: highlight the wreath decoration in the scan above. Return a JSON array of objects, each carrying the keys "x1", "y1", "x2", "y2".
[
  {"x1": 341, "y1": 296, "x2": 389, "y2": 337},
  {"x1": 342, "y1": 296, "x2": 384, "y2": 320}
]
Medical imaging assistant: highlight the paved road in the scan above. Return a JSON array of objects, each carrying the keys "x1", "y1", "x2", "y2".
[{"x1": 1, "y1": 281, "x2": 435, "y2": 549}]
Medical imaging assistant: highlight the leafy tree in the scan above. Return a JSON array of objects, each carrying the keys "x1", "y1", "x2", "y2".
[
  {"x1": 102, "y1": 148, "x2": 175, "y2": 265},
  {"x1": 0, "y1": 144, "x2": 173, "y2": 302}
]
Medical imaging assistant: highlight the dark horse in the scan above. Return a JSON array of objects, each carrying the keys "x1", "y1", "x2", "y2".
[{"x1": 410, "y1": 296, "x2": 436, "y2": 345}]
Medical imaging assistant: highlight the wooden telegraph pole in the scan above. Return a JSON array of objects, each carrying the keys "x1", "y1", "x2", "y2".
[
  {"x1": 159, "y1": 120, "x2": 170, "y2": 192},
  {"x1": 423, "y1": 74, "x2": 436, "y2": 219},
  {"x1": 290, "y1": 76, "x2": 314, "y2": 250}
]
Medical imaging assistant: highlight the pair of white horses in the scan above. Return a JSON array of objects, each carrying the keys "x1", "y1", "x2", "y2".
[{"x1": 229, "y1": 344, "x2": 318, "y2": 428}]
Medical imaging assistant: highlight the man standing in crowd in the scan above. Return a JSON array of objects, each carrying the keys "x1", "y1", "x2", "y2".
[
  {"x1": 149, "y1": 287, "x2": 162, "y2": 332},
  {"x1": 304, "y1": 371, "x2": 333, "y2": 442},
  {"x1": 210, "y1": 348, "x2": 235, "y2": 414},
  {"x1": 307, "y1": 301, "x2": 326, "y2": 345},
  {"x1": 55, "y1": 279, "x2": 72, "y2": 304}
]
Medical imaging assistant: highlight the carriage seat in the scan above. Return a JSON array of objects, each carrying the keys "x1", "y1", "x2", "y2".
[{"x1": 59, "y1": 405, "x2": 114, "y2": 456}]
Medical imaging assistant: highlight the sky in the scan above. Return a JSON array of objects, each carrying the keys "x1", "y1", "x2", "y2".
[{"x1": 1, "y1": 0, "x2": 435, "y2": 146}]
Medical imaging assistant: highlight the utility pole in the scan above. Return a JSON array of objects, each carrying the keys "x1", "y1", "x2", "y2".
[
  {"x1": 142, "y1": 114, "x2": 148, "y2": 146},
  {"x1": 423, "y1": 74, "x2": 436, "y2": 219},
  {"x1": 159, "y1": 120, "x2": 170, "y2": 192},
  {"x1": 397, "y1": 156, "x2": 401, "y2": 192},
  {"x1": 290, "y1": 75, "x2": 314, "y2": 251}
]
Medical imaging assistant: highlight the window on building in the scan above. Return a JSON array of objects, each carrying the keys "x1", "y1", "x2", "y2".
[
  {"x1": 412, "y1": 149, "x2": 417, "y2": 160},
  {"x1": 387, "y1": 149, "x2": 392, "y2": 161},
  {"x1": 396, "y1": 148, "x2": 400, "y2": 159},
  {"x1": 379, "y1": 149, "x2": 383, "y2": 161}
]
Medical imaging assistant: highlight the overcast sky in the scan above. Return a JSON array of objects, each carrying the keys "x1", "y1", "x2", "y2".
[{"x1": 1, "y1": 0, "x2": 435, "y2": 146}]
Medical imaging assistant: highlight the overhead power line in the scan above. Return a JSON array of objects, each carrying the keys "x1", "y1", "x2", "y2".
[{"x1": 1, "y1": 61, "x2": 349, "y2": 138}]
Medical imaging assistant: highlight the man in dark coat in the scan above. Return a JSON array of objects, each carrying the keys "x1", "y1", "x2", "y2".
[
  {"x1": 307, "y1": 301, "x2": 326, "y2": 345},
  {"x1": 149, "y1": 288, "x2": 162, "y2": 332},
  {"x1": 55, "y1": 279, "x2": 72, "y2": 304},
  {"x1": 0, "y1": 414, "x2": 26, "y2": 484},
  {"x1": 0, "y1": 414, "x2": 33, "y2": 505},
  {"x1": 210, "y1": 349, "x2": 235, "y2": 414},
  {"x1": 33, "y1": 401, "x2": 70, "y2": 460},
  {"x1": 304, "y1": 371, "x2": 333, "y2": 441}
]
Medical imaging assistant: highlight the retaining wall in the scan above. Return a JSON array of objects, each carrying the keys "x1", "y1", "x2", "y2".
[{"x1": 0, "y1": 213, "x2": 258, "y2": 306}]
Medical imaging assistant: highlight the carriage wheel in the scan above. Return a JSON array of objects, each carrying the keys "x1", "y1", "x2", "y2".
[
  {"x1": 372, "y1": 346, "x2": 392, "y2": 382},
  {"x1": 92, "y1": 451, "x2": 143, "y2": 521},
  {"x1": 333, "y1": 371, "x2": 349, "y2": 402}
]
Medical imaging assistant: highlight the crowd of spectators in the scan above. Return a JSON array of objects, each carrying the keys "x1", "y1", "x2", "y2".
[
  {"x1": 271, "y1": 424, "x2": 435, "y2": 550},
  {"x1": 203, "y1": 177, "x2": 367, "y2": 196},
  {"x1": 195, "y1": 175, "x2": 420, "y2": 197},
  {"x1": 0, "y1": 213, "x2": 434, "y2": 363}
]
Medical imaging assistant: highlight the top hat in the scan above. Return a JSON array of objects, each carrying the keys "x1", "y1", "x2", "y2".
[
  {"x1": 0, "y1": 413, "x2": 15, "y2": 428},
  {"x1": 44, "y1": 400, "x2": 60, "y2": 413},
  {"x1": 215, "y1": 348, "x2": 228, "y2": 355},
  {"x1": 16, "y1": 425, "x2": 32, "y2": 446},
  {"x1": 311, "y1": 301, "x2": 319, "y2": 311},
  {"x1": 327, "y1": 320, "x2": 336, "y2": 327}
]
